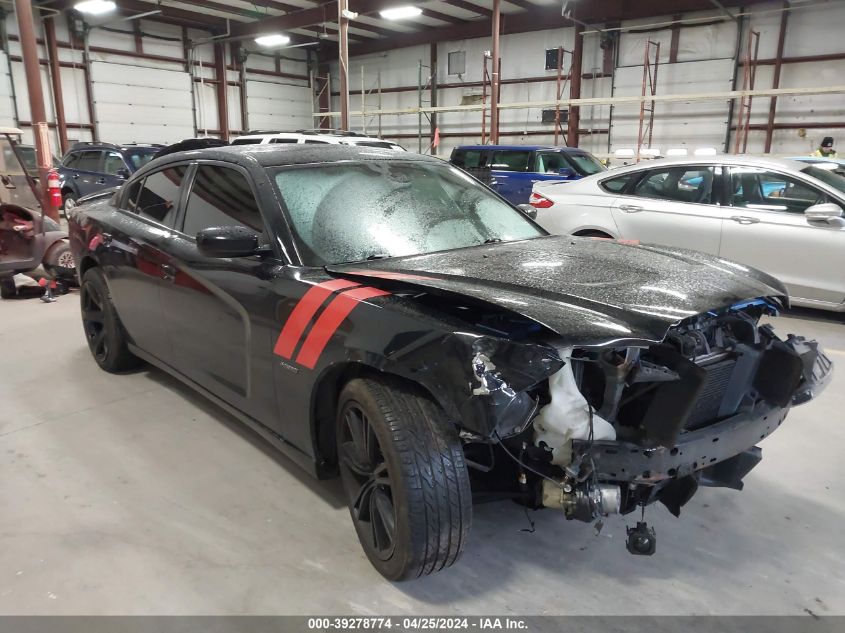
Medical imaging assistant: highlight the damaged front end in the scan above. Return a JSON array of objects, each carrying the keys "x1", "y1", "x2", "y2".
[{"x1": 475, "y1": 298, "x2": 832, "y2": 554}]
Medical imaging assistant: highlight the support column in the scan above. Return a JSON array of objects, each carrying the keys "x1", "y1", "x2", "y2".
[
  {"x1": 430, "y1": 42, "x2": 437, "y2": 152},
  {"x1": 490, "y1": 0, "x2": 500, "y2": 144},
  {"x1": 764, "y1": 2, "x2": 789, "y2": 153},
  {"x1": 44, "y1": 16, "x2": 68, "y2": 154},
  {"x1": 567, "y1": 22, "x2": 584, "y2": 147},
  {"x1": 214, "y1": 42, "x2": 229, "y2": 140},
  {"x1": 14, "y1": 0, "x2": 56, "y2": 219},
  {"x1": 338, "y1": 0, "x2": 350, "y2": 130}
]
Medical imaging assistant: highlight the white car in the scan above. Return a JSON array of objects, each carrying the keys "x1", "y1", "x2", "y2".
[
  {"x1": 531, "y1": 155, "x2": 845, "y2": 312},
  {"x1": 231, "y1": 129, "x2": 405, "y2": 151}
]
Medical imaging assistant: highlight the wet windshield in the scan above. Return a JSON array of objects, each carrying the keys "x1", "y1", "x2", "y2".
[
  {"x1": 802, "y1": 164, "x2": 845, "y2": 196},
  {"x1": 274, "y1": 161, "x2": 544, "y2": 265}
]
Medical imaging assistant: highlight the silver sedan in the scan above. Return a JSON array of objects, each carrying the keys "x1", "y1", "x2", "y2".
[{"x1": 531, "y1": 155, "x2": 845, "y2": 313}]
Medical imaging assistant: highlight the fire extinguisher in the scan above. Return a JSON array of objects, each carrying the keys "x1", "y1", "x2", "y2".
[{"x1": 46, "y1": 169, "x2": 62, "y2": 211}]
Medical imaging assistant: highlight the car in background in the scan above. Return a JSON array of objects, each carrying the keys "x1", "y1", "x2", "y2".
[
  {"x1": 790, "y1": 156, "x2": 845, "y2": 176},
  {"x1": 449, "y1": 144, "x2": 605, "y2": 205},
  {"x1": 9, "y1": 144, "x2": 60, "y2": 177},
  {"x1": 58, "y1": 142, "x2": 163, "y2": 210},
  {"x1": 531, "y1": 155, "x2": 845, "y2": 312},
  {"x1": 231, "y1": 129, "x2": 405, "y2": 151}
]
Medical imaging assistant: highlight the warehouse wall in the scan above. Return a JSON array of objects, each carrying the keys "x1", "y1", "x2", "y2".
[
  {"x1": 331, "y1": 0, "x2": 845, "y2": 157},
  {"x1": 3, "y1": 1, "x2": 845, "y2": 160},
  {"x1": 0, "y1": 12, "x2": 310, "y2": 154}
]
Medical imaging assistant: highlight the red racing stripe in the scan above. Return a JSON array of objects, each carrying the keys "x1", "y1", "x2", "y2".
[
  {"x1": 273, "y1": 279, "x2": 361, "y2": 359},
  {"x1": 295, "y1": 286, "x2": 391, "y2": 369}
]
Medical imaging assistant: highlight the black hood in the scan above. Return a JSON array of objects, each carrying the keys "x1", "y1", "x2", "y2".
[{"x1": 327, "y1": 236, "x2": 788, "y2": 347}]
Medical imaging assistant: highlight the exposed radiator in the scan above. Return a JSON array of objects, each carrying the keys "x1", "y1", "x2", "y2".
[{"x1": 686, "y1": 357, "x2": 737, "y2": 430}]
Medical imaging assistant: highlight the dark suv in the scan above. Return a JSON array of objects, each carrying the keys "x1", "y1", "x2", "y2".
[{"x1": 58, "y1": 142, "x2": 162, "y2": 210}]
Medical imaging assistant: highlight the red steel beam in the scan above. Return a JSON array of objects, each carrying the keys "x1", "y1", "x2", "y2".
[
  {"x1": 566, "y1": 22, "x2": 583, "y2": 147},
  {"x1": 764, "y1": 1, "x2": 789, "y2": 154},
  {"x1": 14, "y1": 0, "x2": 55, "y2": 218},
  {"x1": 43, "y1": 16, "x2": 69, "y2": 154},
  {"x1": 214, "y1": 43, "x2": 229, "y2": 140}
]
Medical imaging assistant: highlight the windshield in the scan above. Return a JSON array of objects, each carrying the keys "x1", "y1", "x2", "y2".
[
  {"x1": 802, "y1": 165, "x2": 845, "y2": 196},
  {"x1": 273, "y1": 161, "x2": 544, "y2": 266},
  {"x1": 124, "y1": 148, "x2": 159, "y2": 170},
  {"x1": 563, "y1": 152, "x2": 605, "y2": 175}
]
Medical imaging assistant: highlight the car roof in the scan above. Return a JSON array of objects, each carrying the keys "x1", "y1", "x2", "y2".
[
  {"x1": 599, "y1": 154, "x2": 810, "y2": 177},
  {"x1": 138, "y1": 143, "x2": 438, "y2": 175},
  {"x1": 454, "y1": 144, "x2": 591, "y2": 153}
]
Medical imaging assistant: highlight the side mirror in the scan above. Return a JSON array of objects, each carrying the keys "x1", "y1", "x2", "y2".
[
  {"x1": 196, "y1": 226, "x2": 260, "y2": 258},
  {"x1": 558, "y1": 167, "x2": 575, "y2": 178},
  {"x1": 517, "y1": 203, "x2": 537, "y2": 220},
  {"x1": 116, "y1": 168, "x2": 130, "y2": 180},
  {"x1": 805, "y1": 202, "x2": 844, "y2": 224}
]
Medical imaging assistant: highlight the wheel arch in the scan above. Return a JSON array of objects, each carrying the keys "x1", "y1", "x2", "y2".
[
  {"x1": 572, "y1": 227, "x2": 617, "y2": 238},
  {"x1": 310, "y1": 361, "x2": 444, "y2": 476},
  {"x1": 77, "y1": 254, "x2": 99, "y2": 280}
]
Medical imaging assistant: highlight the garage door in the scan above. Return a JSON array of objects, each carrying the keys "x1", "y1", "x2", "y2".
[
  {"x1": 246, "y1": 79, "x2": 311, "y2": 132},
  {"x1": 90, "y1": 61, "x2": 194, "y2": 144}
]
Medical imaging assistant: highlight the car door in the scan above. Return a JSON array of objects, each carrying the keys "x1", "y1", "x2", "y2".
[
  {"x1": 491, "y1": 149, "x2": 532, "y2": 204},
  {"x1": 66, "y1": 150, "x2": 104, "y2": 197},
  {"x1": 157, "y1": 162, "x2": 280, "y2": 423},
  {"x1": 609, "y1": 164, "x2": 728, "y2": 254},
  {"x1": 0, "y1": 138, "x2": 40, "y2": 210},
  {"x1": 719, "y1": 166, "x2": 845, "y2": 306},
  {"x1": 98, "y1": 164, "x2": 188, "y2": 362}
]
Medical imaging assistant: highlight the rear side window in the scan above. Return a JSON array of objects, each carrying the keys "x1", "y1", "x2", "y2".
[
  {"x1": 491, "y1": 150, "x2": 530, "y2": 172},
  {"x1": 135, "y1": 166, "x2": 186, "y2": 226},
  {"x1": 600, "y1": 173, "x2": 636, "y2": 193},
  {"x1": 181, "y1": 165, "x2": 267, "y2": 241},
  {"x1": 231, "y1": 138, "x2": 263, "y2": 145},
  {"x1": 633, "y1": 166, "x2": 715, "y2": 204}
]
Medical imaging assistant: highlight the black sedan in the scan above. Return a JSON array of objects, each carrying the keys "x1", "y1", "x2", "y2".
[{"x1": 68, "y1": 145, "x2": 832, "y2": 580}]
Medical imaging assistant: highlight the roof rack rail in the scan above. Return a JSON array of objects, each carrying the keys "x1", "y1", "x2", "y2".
[
  {"x1": 70, "y1": 141, "x2": 121, "y2": 150},
  {"x1": 245, "y1": 130, "x2": 283, "y2": 135}
]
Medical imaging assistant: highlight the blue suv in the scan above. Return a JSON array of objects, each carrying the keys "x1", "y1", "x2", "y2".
[
  {"x1": 58, "y1": 142, "x2": 162, "y2": 210},
  {"x1": 450, "y1": 145, "x2": 605, "y2": 204}
]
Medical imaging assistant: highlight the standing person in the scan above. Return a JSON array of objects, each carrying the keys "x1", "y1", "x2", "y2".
[{"x1": 812, "y1": 137, "x2": 837, "y2": 158}]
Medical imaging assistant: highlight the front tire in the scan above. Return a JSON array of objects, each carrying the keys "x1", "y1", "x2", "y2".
[
  {"x1": 80, "y1": 268, "x2": 141, "y2": 372},
  {"x1": 337, "y1": 378, "x2": 472, "y2": 581}
]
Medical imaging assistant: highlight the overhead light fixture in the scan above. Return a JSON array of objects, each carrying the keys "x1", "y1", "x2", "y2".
[
  {"x1": 254, "y1": 33, "x2": 291, "y2": 47},
  {"x1": 379, "y1": 6, "x2": 423, "y2": 20},
  {"x1": 74, "y1": 0, "x2": 117, "y2": 15}
]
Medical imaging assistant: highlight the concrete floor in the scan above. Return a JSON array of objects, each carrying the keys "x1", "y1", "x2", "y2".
[{"x1": 1, "y1": 293, "x2": 844, "y2": 616}]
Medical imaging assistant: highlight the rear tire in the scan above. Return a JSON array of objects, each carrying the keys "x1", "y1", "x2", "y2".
[
  {"x1": 337, "y1": 377, "x2": 472, "y2": 581},
  {"x1": 80, "y1": 267, "x2": 141, "y2": 372},
  {"x1": 43, "y1": 241, "x2": 76, "y2": 280}
]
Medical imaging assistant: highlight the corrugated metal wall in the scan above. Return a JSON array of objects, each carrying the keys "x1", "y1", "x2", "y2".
[{"x1": 3, "y1": 0, "x2": 845, "y2": 158}]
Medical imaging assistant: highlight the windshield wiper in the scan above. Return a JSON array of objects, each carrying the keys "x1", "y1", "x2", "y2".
[
  {"x1": 365, "y1": 253, "x2": 391, "y2": 260},
  {"x1": 483, "y1": 238, "x2": 503, "y2": 244}
]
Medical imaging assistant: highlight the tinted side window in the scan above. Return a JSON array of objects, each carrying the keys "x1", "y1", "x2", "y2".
[
  {"x1": 103, "y1": 152, "x2": 127, "y2": 175},
  {"x1": 730, "y1": 168, "x2": 825, "y2": 213},
  {"x1": 491, "y1": 150, "x2": 529, "y2": 172},
  {"x1": 632, "y1": 166, "x2": 715, "y2": 204},
  {"x1": 232, "y1": 138, "x2": 263, "y2": 145},
  {"x1": 600, "y1": 173, "x2": 636, "y2": 193},
  {"x1": 270, "y1": 138, "x2": 298, "y2": 144},
  {"x1": 182, "y1": 165, "x2": 266, "y2": 241},
  {"x1": 135, "y1": 166, "x2": 186, "y2": 226},
  {"x1": 304, "y1": 140, "x2": 329, "y2": 144},
  {"x1": 75, "y1": 151, "x2": 103, "y2": 172}
]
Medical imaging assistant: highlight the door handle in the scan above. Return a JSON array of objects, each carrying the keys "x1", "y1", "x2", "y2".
[
  {"x1": 72, "y1": 173, "x2": 80, "y2": 179},
  {"x1": 160, "y1": 263, "x2": 176, "y2": 282},
  {"x1": 730, "y1": 216, "x2": 760, "y2": 225},
  {"x1": 619, "y1": 204, "x2": 644, "y2": 213},
  {"x1": 96, "y1": 177, "x2": 106, "y2": 184}
]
